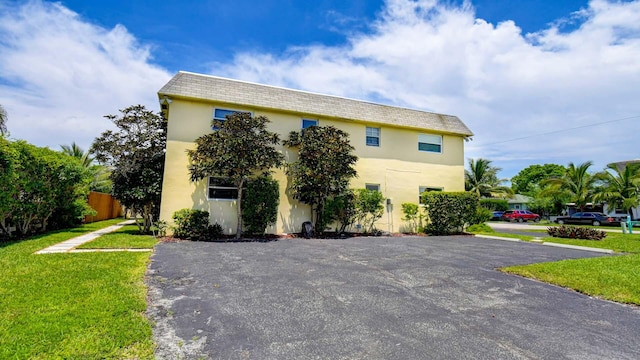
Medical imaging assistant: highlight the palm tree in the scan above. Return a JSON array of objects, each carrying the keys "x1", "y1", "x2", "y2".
[
  {"x1": 60, "y1": 142, "x2": 94, "y2": 168},
  {"x1": 465, "y1": 158, "x2": 513, "y2": 198},
  {"x1": 60, "y1": 142, "x2": 112, "y2": 193},
  {"x1": 542, "y1": 161, "x2": 600, "y2": 212},
  {"x1": 594, "y1": 163, "x2": 640, "y2": 218},
  {"x1": 0, "y1": 104, "x2": 7, "y2": 136}
]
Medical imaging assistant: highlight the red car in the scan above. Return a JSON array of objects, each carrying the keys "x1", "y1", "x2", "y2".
[{"x1": 501, "y1": 210, "x2": 540, "y2": 222}]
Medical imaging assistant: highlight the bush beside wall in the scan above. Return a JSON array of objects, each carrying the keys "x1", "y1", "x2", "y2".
[{"x1": 422, "y1": 192, "x2": 479, "y2": 235}]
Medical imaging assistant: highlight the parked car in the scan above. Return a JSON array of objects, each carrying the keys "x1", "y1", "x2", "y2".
[
  {"x1": 554, "y1": 212, "x2": 619, "y2": 226},
  {"x1": 501, "y1": 210, "x2": 540, "y2": 222},
  {"x1": 491, "y1": 211, "x2": 504, "y2": 220}
]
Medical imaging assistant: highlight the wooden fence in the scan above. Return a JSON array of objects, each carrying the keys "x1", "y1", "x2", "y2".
[{"x1": 84, "y1": 191, "x2": 123, "y2": 223}]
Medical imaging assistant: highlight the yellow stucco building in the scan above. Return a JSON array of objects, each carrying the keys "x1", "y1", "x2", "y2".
[{"x1": 158, "y1": 71, "x2": 473, "y2": 235}]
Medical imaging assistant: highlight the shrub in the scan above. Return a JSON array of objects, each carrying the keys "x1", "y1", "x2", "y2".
[
  {"x1": 172, "y1": 208, "x2": 210, "y2": 240},
  {"x1": 471, "y1": 207, "x2": 493, "y2": 225},
  {"x1": 206, "y1": 223, "x2": 224, "y2": 240},
  {"x1": 401, "y1": 203, "x2": 420, "y2": 233},
  {"x1": 547, "y1": 225, "x2": 607, "y2": 240},
  {"x1": 466, "y1": 223, "x2": 495, "y2": 233},
  {"x1": 242, "y1": 175, "x2": 279, "y2": 236},
  {"x1": 422, "y1": 192, "x2": 479, "y2": 235},
  {"x1": 479, "y1": 198, "x2": 509, "y2": 211},
  {"x1": 323, "y1": 191, "x2": 356, "y2": 233},
  {"x1": 354, "y1": 189, "x2": 384, "y2": 233}
]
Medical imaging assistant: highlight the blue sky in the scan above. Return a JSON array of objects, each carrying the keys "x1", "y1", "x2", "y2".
[{"x1": 1, "y1": 0, "x2": 639, "y2": 180}]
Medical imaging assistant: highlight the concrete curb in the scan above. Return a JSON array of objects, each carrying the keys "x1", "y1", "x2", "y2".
[
  {"x1": 474, "y1": 234, "x2": 521, "y2": 242},
  {"x1": 541, "y1": 242, "x2": 615, "y2": 254}
]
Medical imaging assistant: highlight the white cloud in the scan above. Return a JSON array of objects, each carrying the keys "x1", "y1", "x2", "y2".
[
  {"x1": 0, "y1": 0, "x2": 171, "y2": 150},
  {"x1": 214, "y1": 0, "x2": 640, "y2": 177}
]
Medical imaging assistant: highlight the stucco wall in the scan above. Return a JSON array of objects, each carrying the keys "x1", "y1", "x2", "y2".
[{"x1": 159, "y1": 98, "x2": 466, "y2": 234}]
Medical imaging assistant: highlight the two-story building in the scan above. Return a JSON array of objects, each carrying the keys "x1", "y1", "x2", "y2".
[{"x1": 158, "y1": 71, "x2": 473, "y2": 234}]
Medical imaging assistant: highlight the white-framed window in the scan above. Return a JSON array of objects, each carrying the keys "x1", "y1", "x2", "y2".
[
  {"x1": 418, "y1": 134, "x2": 443, "y2": 153},
  {"x1": 366, "y1": 127, "x2": 380, "y2": 147},
  {"x1": 302, "y1": 119, "x2": 318, "y2": 129},
  {"x1": 365, "y1": 183, "x2": 380, "y2": 192},
  {"x1": 419, "y1": 186, "x2": 443, "y2": 203},
  {"x1": 208, "y1": 177, "x2": 238, "y2": 200},
  {"x1": 212, "y1": 108, "x2": 249, "y2": 130}
]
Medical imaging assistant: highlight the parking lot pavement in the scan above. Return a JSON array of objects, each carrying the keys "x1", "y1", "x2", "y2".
[{"x1": 147, "y1": 235, "x2": 640, "y2": 360}]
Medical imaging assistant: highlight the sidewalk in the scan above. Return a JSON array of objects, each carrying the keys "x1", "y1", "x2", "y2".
[{"x1": 35, "y1": 220, "x2": 150, "y2": 254}]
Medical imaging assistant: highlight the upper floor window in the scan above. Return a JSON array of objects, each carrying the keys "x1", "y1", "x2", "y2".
[
  {"x1": 302, "y1": 119, "x2": 318, "y2": 129},
  {"x1": 208, "y1": 177, "x2": 238, "y2": 200},
  {"x1": 418, "y1": 134, "x2": 442, "y2": 153},
  {"x1": 419, "y1": 186, "x2": 443, "y2": 203},
  {"x1": 366, "y1": 127, "x2": 380, "y2": 147},
  {"x1": 365, "y1": 183, "x2": 380, "y2": 192},
  {"x1": 212, "y1": 108, "x2": 249, "y2": 130}
]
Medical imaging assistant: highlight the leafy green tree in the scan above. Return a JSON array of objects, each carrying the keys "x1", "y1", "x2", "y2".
[
  {"x1": 511, "y1": 164, "x2": 566, "y2": 195},
  {"x1": 526, "y1": 184, "x2": 568, "y2": 217},
  {"x1": 354, "y1": 188, "x2": 384, "y2": 233},
  {"x1": 542, "y1": 161, "x2": 601, "y2": 212},
  {"x1": 242, "y1": 175, "x2": 280, "y2": 235},
  {"x1": 92, "y1": 105, "x2": 166, "y2": 233},
  {"x1": 479, "y1": 198, "x2": 508, "y2": 211},
  {"x1": 465, "y1": 158, "x2": 513, "y2": 198},
  {"x1": 188, "y1": 112, "x2": 284, "y2": 239},
  {"x1": 0, "y1": 137, "x2": 17, "y2": 236},
  {"x1": 0, "y1": 104, "x2": 7, "y2": 136},
  {"x1": 12, "y1": 141, "x2": 92, "y2": 234},
  {"x1": 594, "y1": 163, "x2": 640, "y2": 218},
  {"x1": 283, "y1": 126, "x2": 358, "y2": 232}
]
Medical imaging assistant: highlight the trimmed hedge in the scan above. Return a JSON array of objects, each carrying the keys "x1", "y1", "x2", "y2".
[
  {"x1": 172, "y1": 208, "x2": 223, "y2": 241},
  {"x1": 422, "y1": 192, "x2": 479, "y2": 235},
  {"x1": 547, "y1": 225, "x2": 607, "y2": 240},
  {"x1": 242, "y1": 175, "x2": 279, "y2": 235},
  {"x1": 479, "y1": 198, "x2": 509, "y2": 211}
]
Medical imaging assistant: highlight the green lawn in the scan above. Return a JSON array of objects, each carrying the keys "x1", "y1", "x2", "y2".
[
  {"x1": 543, "y1": 232, "x2": 640, "y2": 253},
  {"x1": 0, "y1": 219, "x2": 156, "y2": 359},
  {"x1": 77, "y1": 224, "x2": 157, "y2": 249},
  {"x1": 474, "y1": 228, "x2": 640, "y2": 253},
  {"x1": 501, "y1": 232, "x2": 640, "y2": 306},
  {"x1": 503, "y1": 254, "x2": 640, "y2": 305}
]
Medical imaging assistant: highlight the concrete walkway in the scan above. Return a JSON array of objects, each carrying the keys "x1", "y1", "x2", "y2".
[{"x1": 35, "y1": 220, "x2": 150, "y2": 254}]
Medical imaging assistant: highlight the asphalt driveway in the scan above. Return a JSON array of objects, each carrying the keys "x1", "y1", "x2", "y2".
[{"x1": 147, "y1": 235, "x2": 640, "y2": 359}]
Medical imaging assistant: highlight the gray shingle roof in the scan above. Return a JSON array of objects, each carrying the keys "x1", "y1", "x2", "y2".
[{"x1": 158, "y1": 71, "x2": 473, "y2": 136}]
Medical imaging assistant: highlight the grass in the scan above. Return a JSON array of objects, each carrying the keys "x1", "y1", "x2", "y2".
[
  {"x1": 503, "y1": 254, "x2": 640, "y2": 305},
  {"x1": 542, "y1": 232, "x2": 640, "y2": 254},
  {"x1": 501, "y1": 231, "x2": 640, "y2": 306},
  {"x1": 77, "y1": 224, "x2": 157, "y2": 249},
  {"x1": 0, "y1": 219, "x2": 156, "y2": 359}
]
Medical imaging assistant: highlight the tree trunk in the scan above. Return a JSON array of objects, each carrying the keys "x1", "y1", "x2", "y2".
[
  {"x1": 315, "y1": 202, "x2": 324, "y2": 234},
  {"x1": 235, "y1": 178, "x2": 244, "y2": 239},
  {"x1": 0, "y1": 217, "x2": 11, "y2": 237}
]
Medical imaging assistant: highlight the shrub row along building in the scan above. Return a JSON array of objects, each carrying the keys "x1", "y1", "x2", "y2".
[{"x1": 158, "y1": 71, "x2": 473, "y2": 234}]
